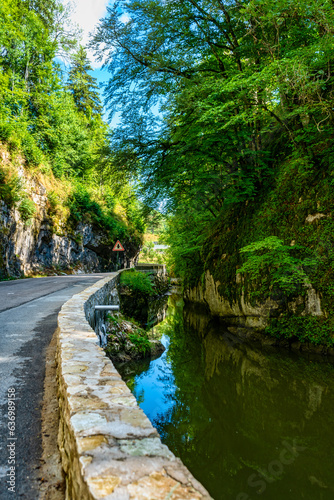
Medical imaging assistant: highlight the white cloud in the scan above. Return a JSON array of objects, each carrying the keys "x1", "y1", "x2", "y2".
[
  {"x1": 119, "y1": 13, "x2": 131, "y2": 24},
  {"x1": 66, "y1": 0, "x2": 110, "y2": 67}
]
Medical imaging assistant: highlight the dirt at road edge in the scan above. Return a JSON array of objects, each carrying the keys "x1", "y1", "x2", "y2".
[{"x1": 39, "y1": 328, "x2": 65, "y2": 500}]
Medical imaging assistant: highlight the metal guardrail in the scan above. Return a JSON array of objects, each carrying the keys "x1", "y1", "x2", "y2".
[
  {"x1": 135, "y1": 263, "x2": 167, "y2": 276},
  {"x1": 94, "y1": 305, "x2": 120, "y2": 311}
]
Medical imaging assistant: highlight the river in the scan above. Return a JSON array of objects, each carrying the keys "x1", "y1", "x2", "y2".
[{"x1": 116, "y1": 292, "x2": 334, "y2": 500}]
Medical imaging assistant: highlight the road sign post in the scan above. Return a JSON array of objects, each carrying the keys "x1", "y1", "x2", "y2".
[{"x1": 112, "y1": 240, "x2": 125, "y2": 270}]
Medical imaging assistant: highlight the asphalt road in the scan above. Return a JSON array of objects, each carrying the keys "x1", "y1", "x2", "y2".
[{"x1": 0, "y1": 273, "x2": 111, "y2": 499}]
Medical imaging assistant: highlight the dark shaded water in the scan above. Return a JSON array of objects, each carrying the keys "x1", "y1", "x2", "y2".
[{"x1": 117, "y1": 294, "x2": 334, "y2": 500}]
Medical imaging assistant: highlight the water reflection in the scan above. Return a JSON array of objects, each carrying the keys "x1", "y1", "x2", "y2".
[{"x1": 117, "y1": 294, "x2": 334, "y2": 500}]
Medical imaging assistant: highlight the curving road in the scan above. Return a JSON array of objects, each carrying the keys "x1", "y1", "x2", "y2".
[{"x1": 0, "y1": 273, "x2": 110, "y2": 499}]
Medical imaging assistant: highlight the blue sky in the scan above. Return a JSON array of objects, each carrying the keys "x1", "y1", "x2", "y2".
[{"x1": 88, "y1": 67, "x2": 120, "y2": 126}]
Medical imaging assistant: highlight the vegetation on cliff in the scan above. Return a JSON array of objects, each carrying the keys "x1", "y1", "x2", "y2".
[{"x1": 91, "y1": 0, "x2": 334, "y2": 346}]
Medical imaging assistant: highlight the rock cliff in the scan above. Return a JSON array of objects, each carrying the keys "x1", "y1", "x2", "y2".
[
  {"x1": 184, "y1": 270, "x2": 323, "y2": 333},
  {"x1": 0, "y1": 152, "x2": 140, "y2": 278}
]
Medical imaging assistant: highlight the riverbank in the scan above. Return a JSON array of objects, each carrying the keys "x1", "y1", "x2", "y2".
[
  {"x1": 184, "y1": 271, "x2": 334, "y2": 356},
  {"x1": 104, "y1": 313, "x2": 165, "y2": 363}
]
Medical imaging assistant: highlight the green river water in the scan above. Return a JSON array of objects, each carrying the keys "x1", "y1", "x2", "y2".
[{"x1": 117, "y1": 293, "x2": 334, "y2": 500}]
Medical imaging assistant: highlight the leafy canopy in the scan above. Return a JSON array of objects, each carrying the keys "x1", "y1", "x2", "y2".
[
  {"x1": 238, "y1": 237, "x2": 317, "y2": 298},
  {"x1": 91, "y1": 0, "x2": 334, "y2": 282}
]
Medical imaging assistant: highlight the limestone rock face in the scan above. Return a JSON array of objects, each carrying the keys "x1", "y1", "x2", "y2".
[
  {"x1": 184, "y1": 271, "x2": 323, "y2": 331},
  {"x1": 0, "y1": 164, "x2": 139, "y2": 277},
  {"x1": 0, "y1": 198, "x2": 111, "y2": 276}
]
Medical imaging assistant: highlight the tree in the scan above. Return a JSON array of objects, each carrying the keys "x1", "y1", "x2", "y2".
[
  {"x1": 91, "y1": 0, "x2": 334, "y2": 193},
  {"x1": 91, "y1": 0, "x2": 334, "y2": 278},
  {"x1": 67, "y1": 46, "x2": 102, "y2": 118}
]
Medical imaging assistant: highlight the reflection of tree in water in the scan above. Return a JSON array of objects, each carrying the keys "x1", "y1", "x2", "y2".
[
  {"x1": 134, "y1": 388, "x2": 145, "y2": 405},
  {"x1": 151, "y1": 300, "x2": 215, "y2": 472},
  {"x1": 115, "y1": 357, "x2": 151, "y2": 390},
  {"x1": 148, "y1": 294, "x2": 169, "y2": 328},
  {"x1": 121, "y1": 295, "x2": 334, "y2": 500}
]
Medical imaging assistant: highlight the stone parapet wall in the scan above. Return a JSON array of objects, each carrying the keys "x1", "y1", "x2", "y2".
[{"x1": 57, "y1": 272, "x2": 211, "y2": 500}]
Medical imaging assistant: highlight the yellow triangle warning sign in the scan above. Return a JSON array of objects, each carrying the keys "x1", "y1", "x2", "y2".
[{"x1": 112, "y1": 240, "x2": 125, "y2": 251}]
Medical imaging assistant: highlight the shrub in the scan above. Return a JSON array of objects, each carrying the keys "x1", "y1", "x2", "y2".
[
  {"x1": 120, "y1": 269, "x2": 154, "y2": 296},
  {"x1": 47, "y1": 191, "x2": 60, "y2": 213},
  {"x1": 266, "y1": 315, "x2": 334, "y2": 347},
  {"x1": 0, "y1": 168, "x2": 22, "y2": 206},
  {"x1": 18, "y1": 197, "x2": 36, "y2": 222},
  {"x1": 128, "y1": 332, "x2": 151, "y2": 354},
  {"x1": 67, "y1": 184, "x2": 128, "y2": 239},
  {"x1": 238, "y1": 236, "x2": 317, "y2": 300}
]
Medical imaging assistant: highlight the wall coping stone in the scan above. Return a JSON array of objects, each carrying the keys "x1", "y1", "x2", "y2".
[{"x1": 57, "y1": 272, "x2": 212, "y2": 500}]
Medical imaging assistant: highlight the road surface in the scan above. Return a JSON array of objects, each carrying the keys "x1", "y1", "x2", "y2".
[{"x1": 0, "y1": 274, "x2": 110, "y2": 499}]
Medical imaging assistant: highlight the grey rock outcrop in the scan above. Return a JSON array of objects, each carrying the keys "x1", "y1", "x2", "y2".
[
  {"x1": 0, "y1": 159, "x2": 139, "y2": 278},
  {"x1": 184, "y1": 270, "x2": 323, "y2": 332}
]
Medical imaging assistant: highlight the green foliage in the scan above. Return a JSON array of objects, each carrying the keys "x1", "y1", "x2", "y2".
[
  {"x1": 145, "y1": 210, "x2": 166, "y2": 235},
  {"x1": 140, "y1": 241, "x2": 165, "y2": 264},
  {"x1": 67, "y1": 45, "x2": 102, "y2": 118},
  {"x1": 106, "y1": 314, "x2": 119, "y2": 327},
  {"x1": 140, "y1": 241, "x2": 154, "y2": 260},
  {"x1": 66, "y1": 183, "x2": 141, "y2": 244},
  {"x1": 120, "y1": 270, "x2": 155, "y2": 297},
  {"x1": 238, "y1": 237, "x2": 317, "y2": 299},
  {"x1": 3, "y1": 0, "x2": 334, "y2": 347},
  {"x1": 0, "y1": 164, "x2": 36, "y2": 223},
  {"x1": 0, "y1": 0, "x2": 61, "y2": 168},
  {"x1": 68, "y1": 184, "x2": 110, "y2": 225},
  {"x1": 0, "y1": 0, "x2": 146, "y2": 280},
  {"x1": 47, "y1": 191, "x2": 59, "y2": 213},
  {"x1": 266, "y1": 315, "x2": 334, "y2": 347},
  {"x1": 0, "y1": 168, "x2": 22, "y2": 206},
  {"x1": 18, "y1": 197, "x2": 36, "y2": 223},
  {"x1": 89, "y1": 0, "x2": 334, "y2": 346},
  {"x1": 0, "y1": 0, "x2": 144, "y2": 193},
  {"x1": 199, "y1": 157, "x2": 334, "y2": 345},
  {"x1": 92, "y1": 0, "x2": 334, "y2": 212},
  {"x1": 119, "y1": 269, "x2": 169, "y2": 326},
  {"x1": 128, "y1": 332, "x2": 151, "y2": 354},
  {"x1": 91, "y1": 0, "x2": 334, "y2": 295},
  {"x1": 105, "y1": 314, "x2": 151, "y2": 358},
  {"x1": 161, "y1": 203, "x2": 210, "y2": 283}
]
